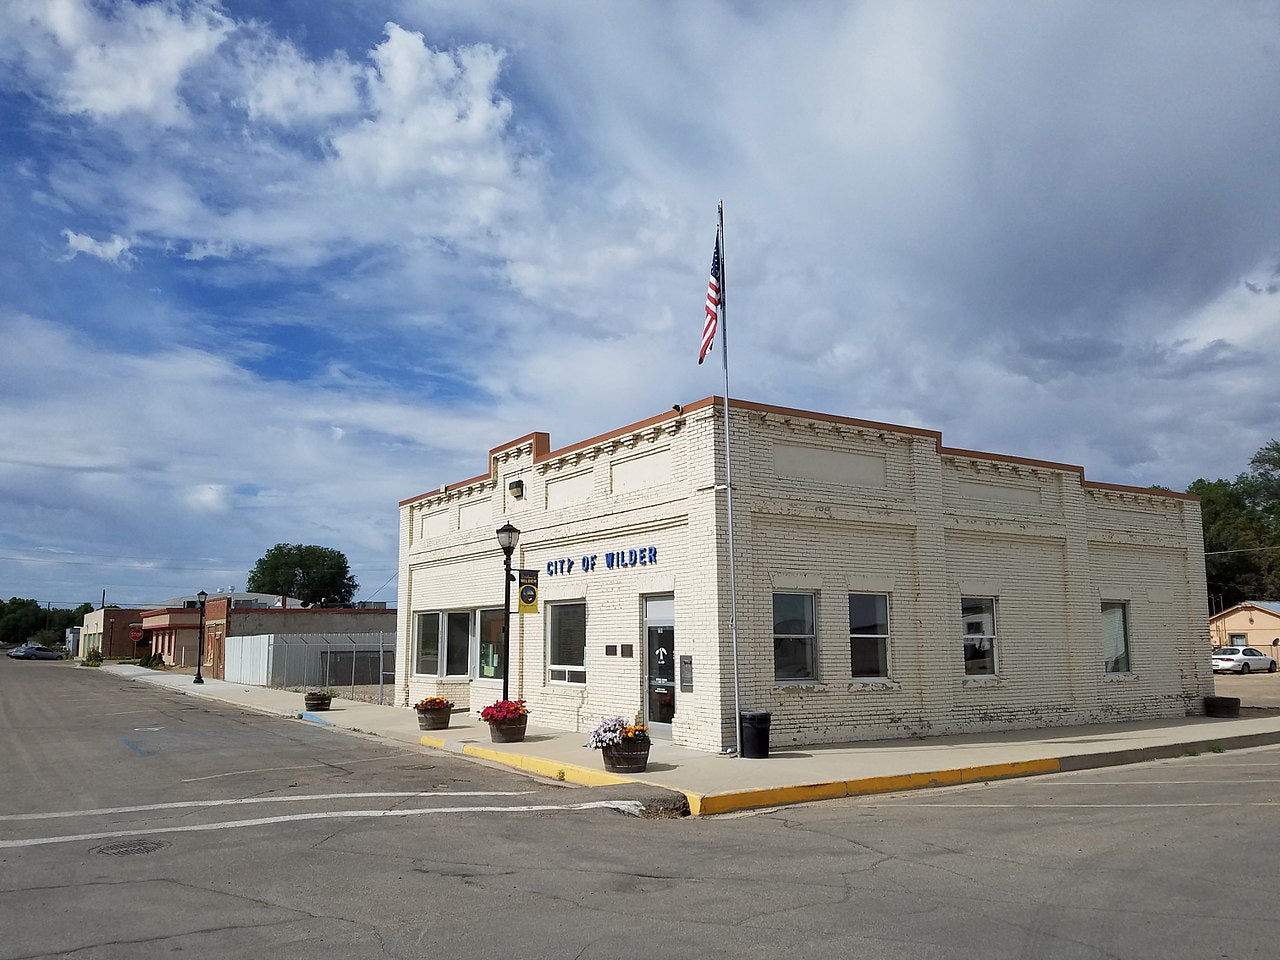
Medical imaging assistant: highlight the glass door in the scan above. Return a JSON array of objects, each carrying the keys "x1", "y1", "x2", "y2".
[{"x1": 644, "y1": 595, "x2": 675, "y2": 739}]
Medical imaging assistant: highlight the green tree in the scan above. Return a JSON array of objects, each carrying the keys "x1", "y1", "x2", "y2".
[
  {"x1": 246, "y1": 544, "x2": 359, "y2": 607},
  {"x1": 1189, "y1": 478, "x2": 1280, "y2": 609},
  {"x1": 1238, "y1": 440, "x2": 1280, "y2": 532},
  {"x1": 0, "y1": 598, "x2": 46, "y2": 645},
  {"x1": 0, "y1": 598, "x2": 94, "y2": 645}
]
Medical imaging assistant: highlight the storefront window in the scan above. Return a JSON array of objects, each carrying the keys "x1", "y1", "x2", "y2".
[
  {"x1": 548, "y1": 602, "x2": 586, "y2": 683},
  {"x1": 415, "y1": 612, "x2": 439, "y2": 674},
  {"x1": 414, "y1": 611, "x2": 470, "y2": 677},
  {"x1": 477, "y1": 609, "x2": 504, "y2": 680}
]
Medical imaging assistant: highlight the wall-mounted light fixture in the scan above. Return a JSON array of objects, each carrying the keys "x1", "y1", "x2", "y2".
[{"x1": 508, "y1": 479, "x2": 525, "y2": 499}]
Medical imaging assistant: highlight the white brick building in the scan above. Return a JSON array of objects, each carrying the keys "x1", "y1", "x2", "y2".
[{"x1": 396, "y1": 397, "x2": 1213, "y2": 753}]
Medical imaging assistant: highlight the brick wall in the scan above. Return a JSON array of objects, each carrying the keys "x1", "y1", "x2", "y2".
[{"x1": 397, "y1": 398, "x2": 1211, "y2": 752}]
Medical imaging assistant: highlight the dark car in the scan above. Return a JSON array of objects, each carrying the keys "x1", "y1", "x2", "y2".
[{"x1": 6, "y1": 643, "x2": 65, "y2": 661}]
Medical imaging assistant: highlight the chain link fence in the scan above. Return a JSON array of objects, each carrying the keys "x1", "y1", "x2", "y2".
[{"x1": 226, "y1": 632, "x2": 397, "y2": 705}]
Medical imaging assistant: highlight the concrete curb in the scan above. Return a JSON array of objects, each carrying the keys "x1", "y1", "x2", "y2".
[
  {"x1": 678, "y1": 728, "x2": 1280, "y2": 815},
  {"x1": 419, "y1": 734, "x2": 633, "y2": 786}
]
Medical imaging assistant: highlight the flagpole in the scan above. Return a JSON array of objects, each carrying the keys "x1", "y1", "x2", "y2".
[{"x1": 717, "y1": 200, "x2": 744, "y2": 756}]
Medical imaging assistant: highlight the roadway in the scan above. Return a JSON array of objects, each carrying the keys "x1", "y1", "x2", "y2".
[{"x1": 3, "y1": 658, "x2": 1278, "y2": 959}]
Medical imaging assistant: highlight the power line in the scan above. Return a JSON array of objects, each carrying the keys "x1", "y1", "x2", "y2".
[{"x1": 1204, "y1": 546, "x2": 1280, "y2": 557}]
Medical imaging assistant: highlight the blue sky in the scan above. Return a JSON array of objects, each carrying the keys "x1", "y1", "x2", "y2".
[{"x1": 2, "y1": 1, "x2": 1279, "y2": 609}]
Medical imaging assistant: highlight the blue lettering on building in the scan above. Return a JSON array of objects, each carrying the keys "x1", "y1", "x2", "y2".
[{"x1": 551, "y1": 547, "x2": 655, "y2": 575}]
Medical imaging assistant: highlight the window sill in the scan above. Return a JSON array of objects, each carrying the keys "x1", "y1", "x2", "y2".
[
  {"x1": 848, "y1": 678, "x2": 900, "y2": 691},
  {"x1": 961, "y1": 675, "x2": 1006, "y2": 687},
  {"x1": 1102, "y1": 671, "x2": 1137, "y2": 682},
  {"x1": 773, "y1": 680, "x2": 826, "y2": 692}
]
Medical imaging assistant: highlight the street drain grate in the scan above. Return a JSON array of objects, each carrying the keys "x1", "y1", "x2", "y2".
[{"x1": 94, "y1": 838, "x2": 170, "y2": 857}]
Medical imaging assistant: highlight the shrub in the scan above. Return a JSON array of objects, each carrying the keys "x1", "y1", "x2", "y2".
[{"x1": 83, "y1": 649, "x2": 103, "y2": 666}]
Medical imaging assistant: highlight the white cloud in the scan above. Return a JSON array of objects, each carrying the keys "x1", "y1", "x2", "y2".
[
  {"x1": 238, "y1": 37, "x2": 360, "y2": 125},
  {"x1": 60, "y1": 229, "x2": 134, "y2": 265},
  {"x1": 4, "y1": 1, "x2": 1280, "y2": 605},
  {"x1": 4, "y1": 0, "x2": 230, "y2": 125}
]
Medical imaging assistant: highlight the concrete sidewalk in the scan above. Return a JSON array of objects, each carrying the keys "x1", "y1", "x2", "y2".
[{"x1": 100, "y1": 664, "x2": 1280, "y2": 815}]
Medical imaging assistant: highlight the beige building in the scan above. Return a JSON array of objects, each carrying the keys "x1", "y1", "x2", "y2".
[
  {"x1": 1209, "y1": 601, "x2": 1280, "y2": 652},
  {"x1": 80, "y1": 608, "x2": 144, "y2": 660},
  {"x1": 396, "y1": 397, "x2": 1213, "y2": 753}
]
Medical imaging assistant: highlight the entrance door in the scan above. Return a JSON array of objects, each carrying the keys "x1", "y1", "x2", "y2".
[{"x1": 644, "y1": 595, "x2": 675, "y2": 739}]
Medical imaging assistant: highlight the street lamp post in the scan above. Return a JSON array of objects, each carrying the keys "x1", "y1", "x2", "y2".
[
  {"x1": 193, "y1": 590, "x2": 208, "y2": 685},
  {"x1": 108, "y1": 616, "x2": 114, "y2": 658},
  {"x1": 495, "y1": 523, "x2": 521, "y2": 702}
]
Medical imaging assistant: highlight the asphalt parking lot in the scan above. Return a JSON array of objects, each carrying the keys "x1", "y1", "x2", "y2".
[{"x1": 1215, "y1": 668, "x2": 1280, "y2": 708}]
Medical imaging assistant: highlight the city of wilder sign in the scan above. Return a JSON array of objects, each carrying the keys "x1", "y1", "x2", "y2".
[{"x1": 545, "y1": 546, "x2": 657, "y2": 576}]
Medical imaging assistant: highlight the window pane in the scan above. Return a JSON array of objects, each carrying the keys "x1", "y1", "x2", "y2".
[
  {"x1": 961, "y1": 597, "x2": 995, "y2": 636},
  {"x1": 849, "y1": 594, "x2": 888, "y2": 635},
  {"x1": 415, "y1": 612, "x2": 439, "y2": 675},
  {"x1": 445, "y1": 612, "x2": 470, "y2": 676},
  {"x1": 851, "y1": 636, "x2": 888, "y2": 677},
  {"x1": 549, "y1": 603, "x2": 586, "y2": 676},
  {"x1": 963, "y1": 637, "x2": 995, "y2": 675},
  {"x1": 774, "y1": 636, "x2": 814, "y2": 680},
  {"x1": 477, "y1": 609, "x2": 504, "y2": 679},
  {"x1": 773, "y1": 593, "x2": 814, "y2": 635},
  {"x1": 1101, "y1": 601, "x2": 1130, "y2": 673}
]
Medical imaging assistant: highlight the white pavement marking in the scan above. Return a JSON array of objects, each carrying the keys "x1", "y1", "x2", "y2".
[
  {"x1": 181, "y1": 755, "x2": 413, "y2": 782},
  {"x1": 0, "y1": 801, "x2": 645, "y2": 848},
  {"x1": 0, "y1": 791, "x2": 537, "y2": 821}
]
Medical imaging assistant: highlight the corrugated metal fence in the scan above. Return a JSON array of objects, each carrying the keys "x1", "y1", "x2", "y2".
[{"x1": 224, "y1": 632, "x2": 396, "y2": 705}]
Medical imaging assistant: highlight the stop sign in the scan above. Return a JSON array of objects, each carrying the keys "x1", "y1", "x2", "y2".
[{"x1": 129, "y1": 626, "x2": 143, "y2": 642}]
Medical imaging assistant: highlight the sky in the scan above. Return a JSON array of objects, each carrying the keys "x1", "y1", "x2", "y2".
[{"x1": 2, "y1": 0, "x2": 1279, "y2": 610}]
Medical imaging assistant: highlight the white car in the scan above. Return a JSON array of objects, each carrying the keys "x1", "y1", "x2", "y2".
[{"x1": 1212, "y1": 646, "x2": 1278, "y2": 674}]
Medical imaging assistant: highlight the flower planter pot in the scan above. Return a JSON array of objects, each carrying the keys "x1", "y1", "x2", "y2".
[
  {"x1": 417, "y1": 708, "x2": 451, "y2": 730},
  {"x1": 304, "y1": 694, "x2": 332, "y2": 712},
  {"x1": 488, "y1": 716, "x2": 528, "y2": 742},
  {"x1": 601, "y1": 740, "x2": 650, "y2": 774}
]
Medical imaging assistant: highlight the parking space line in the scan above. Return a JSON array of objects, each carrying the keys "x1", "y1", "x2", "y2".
[
  {"x1": 0, "y1": 800, "x2": 645, "y2": 848},
  {"x1": 0, "y1": 791, "x2": 538, "y2": 821},
  {"x1": 181, "y1": 755, "x2": 412, "y2": 782}
]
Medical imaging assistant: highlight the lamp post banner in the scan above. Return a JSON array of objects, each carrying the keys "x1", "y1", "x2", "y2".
[{"x1": 517, "y1": 570, "x2": 539, "y2": 614}]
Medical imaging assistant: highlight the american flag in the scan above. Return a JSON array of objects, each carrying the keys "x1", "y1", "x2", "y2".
[{"x1": 699, "y1": 230, "x2": 721, "y2": 365}]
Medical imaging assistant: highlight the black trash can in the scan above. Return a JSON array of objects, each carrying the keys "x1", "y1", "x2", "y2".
[
  {"x1": 739, "y1": 710, "x2": 772, "y2": 759},
  {"x1": 1205, "y1": 695, "x2": 1240, "y2": 718}
]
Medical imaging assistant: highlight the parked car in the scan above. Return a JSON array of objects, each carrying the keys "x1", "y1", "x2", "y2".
[
  {"x1": 7, "y1": 642, "x2": 66, "y2": 661},
  {"x1": 1211, "y1": 646, "x2": 1278, "y2": 674}
]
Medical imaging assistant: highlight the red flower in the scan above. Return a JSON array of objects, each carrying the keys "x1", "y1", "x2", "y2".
[{"x1": 480, "y1": 699, "x2": 529, "y2": 722}]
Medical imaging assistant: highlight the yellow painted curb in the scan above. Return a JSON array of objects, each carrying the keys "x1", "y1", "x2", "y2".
[
  {"x1": 418, "y1": 734, "x2": 447, "y2": 749},
  {"x1": 691, "y1": 757, "x2": 1063, "y2": 816},
  {"x1": 460, "y1": 744, "x2": 633, "y2": 786}
]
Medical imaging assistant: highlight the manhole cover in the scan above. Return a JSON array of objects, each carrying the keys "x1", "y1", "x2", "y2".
[{"x1": 94, "y1": 838, "x2": 170, "y2": 857}]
